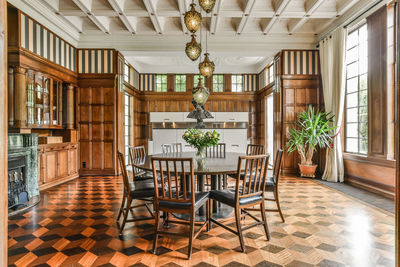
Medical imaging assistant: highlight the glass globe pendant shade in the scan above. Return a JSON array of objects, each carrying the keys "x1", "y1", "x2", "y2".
[
  {"x1": 192, "y1": 78, "x2": 210, "y2": 106},
  {"x1": 199, "y1": 0, "x2": 216, "y2": 13},
  {"x1": 184, "y1": 3, "x2": 202, "y2": 33},
  {"x1": 198, "y1": 53, "x2": 215, "y2": 78},
  {"x1": 185, "y1": 34, "x2": 202, "y2": 61}
]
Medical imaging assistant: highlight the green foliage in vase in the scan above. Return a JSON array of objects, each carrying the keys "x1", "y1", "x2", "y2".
[
  {"x1": 286, "y1": 105, "x2": 337, "y2": 166},
  {"x1": 182, "y1": 128, "x2": 220, "y2": 150}
]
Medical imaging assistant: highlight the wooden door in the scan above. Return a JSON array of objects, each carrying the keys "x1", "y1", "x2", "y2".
[
  {"x1": 57, "y1": 149, "x2": 68, "y2": 178},
  {"x1": 45, "y1": 151, "x2": 57, "y2": 183}
]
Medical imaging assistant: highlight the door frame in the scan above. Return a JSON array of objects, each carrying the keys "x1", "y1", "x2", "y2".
[{"x1": 0, "y1": 0, "x2": 8, "y2": 265}]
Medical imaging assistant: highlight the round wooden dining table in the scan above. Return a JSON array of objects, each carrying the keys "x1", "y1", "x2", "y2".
[{"x1": 132, "y1": 151, "x2": 246, "y2": 221}]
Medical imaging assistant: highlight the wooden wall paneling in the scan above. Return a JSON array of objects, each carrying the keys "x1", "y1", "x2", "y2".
[
  {"x1": 224, "y1": 74, "x2": 232, "y2": 92},
  {"x1": 0, "y1": 0, "x2": 7, "y2": 264},
  {"x1": 396, "y1": 1, "x2": 400, "y2": 265},
  {"x1": 367, "y1": 6, "x2": 388, "y2": 158},
  {"x1": 167, "y1": 74, "x2": 174, "y2": 92},
  {"x1": 186, "y1": 74, "x2": 193, "y2": 91}
]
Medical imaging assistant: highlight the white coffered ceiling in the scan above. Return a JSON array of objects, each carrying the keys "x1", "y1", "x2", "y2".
[{"x1": 8, "y1": 0, "x2": 374, "y2": 73}]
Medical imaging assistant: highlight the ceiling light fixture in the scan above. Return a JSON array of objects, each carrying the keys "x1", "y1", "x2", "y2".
[
  {"x1": 184, "y1": 3, "x2": 202, "y2": 33},
  {"x1": 199, "y1": 0, "x2": 215, "y2": 13},
  {"x1": 198, "y1": 53, "x2": 215, "y2": 78},
  {"x1": 185, "y1": 34, "x2": 202, "y2": 61}
]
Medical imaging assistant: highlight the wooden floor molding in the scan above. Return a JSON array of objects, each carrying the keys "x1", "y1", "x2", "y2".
[{"x1": 8, "y1": 176, "x2": 395, "y2": 267}]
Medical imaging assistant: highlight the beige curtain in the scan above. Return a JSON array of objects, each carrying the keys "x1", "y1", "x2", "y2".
[{"x1": 319, "y1": 28, "x2": 347, "y2": 182}]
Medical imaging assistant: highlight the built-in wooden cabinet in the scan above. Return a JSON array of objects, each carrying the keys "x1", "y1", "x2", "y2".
[
  {"x1": 26, "y1": 71, "x2": 63, "y2": 128},
  {"x1": 38, "y1": 142, "x2": 79, "y2": 191}
]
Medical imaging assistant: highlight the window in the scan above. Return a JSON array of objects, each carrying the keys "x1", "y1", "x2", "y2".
[
  {"x1": 156, "y1": 74, "x2": 168, "y2": 92},
  {"x1": 212, "y1": 74, "x2": 224, "y2": 92},
  {"x1": 268, "y1": 64, "x2": 274, "y2": 83},
  {"x1": 124, "y1": 93, "x2": 132, "y2": 162},
  {"x1": 345, "y1": 24, "x2": 368, "y2": 154},
  {"x1": 124, "y1": 63, "x2": 130, "y2": 83},
  {"x1": 231, "y1": 75, "x2": 243, "y2": 92},
  {"x1": 193, "y1": 74, "x2": 205, "y2": 87},
  {"x1": 175, "y1": 74, "x2": 186, "y2": 92}
]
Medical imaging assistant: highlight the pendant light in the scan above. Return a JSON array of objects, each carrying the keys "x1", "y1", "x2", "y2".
[
  {"x1": 198, "y1": 53, "x2": 215, "y2": 78},
  {"x1": 198, "y1": 24, "x2": 215, "y2": 78},
  {"x1": 184, "y1": 2, "x2": 202, "y2": 33},
  {"x1": 199, "y1": 0, "x2": 215, "y2": 13},
  {"x1": 192, "y1": 78, "x2": 210, "y2": 106},
  {"x1": 185, "y1": 34, "x2": 202, "y2": 61}
]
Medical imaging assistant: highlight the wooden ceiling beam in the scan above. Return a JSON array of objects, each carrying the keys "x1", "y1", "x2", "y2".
[
  {"x1": 263, "y1": 0, "x2": 291, "y2": 34},
  {"x1": 177, "y1": 0, "x2": 188, "y2": 34},
  {"x1": 72, "y1": 0, "x2": 111, "y2": 34},
  {"x1": 210, "y1": 0, "x2": 223, "y2": 35},
  {"x1": 236, "y1": 0, "x2": 256, "y2": 34},
  {"x1": 108, "y1": 0, "x2": 136, "y2": 34},
  {"x1": 288, "y1": 0, "x2": 325, "y2": 34},
  {"x1": 143, "y1": 0, "x2": 163, "y2": 34}
]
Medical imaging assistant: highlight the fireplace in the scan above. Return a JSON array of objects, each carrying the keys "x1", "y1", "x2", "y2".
[
  {"x1": 8, "y1": 156, "x2": 28, "y2": 209},
  {"x1": 8, "y1": 133, "x2": 40, "y2": 216}
]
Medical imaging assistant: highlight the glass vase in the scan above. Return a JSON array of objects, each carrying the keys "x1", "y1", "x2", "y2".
[{"x1": 195, "y1": 147, "x2": 206, "y2": 159}]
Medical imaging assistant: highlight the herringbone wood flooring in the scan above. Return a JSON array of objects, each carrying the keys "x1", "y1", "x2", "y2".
[{"x1": 8, "y1": 176, "x2": 395, "y2": 267}]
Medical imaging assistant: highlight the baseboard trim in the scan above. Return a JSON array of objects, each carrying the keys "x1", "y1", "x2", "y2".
[
  {"x1": 345, "y1": 175, "x2": 395, "y2": 199},
  {"x1": 39, "y1": 173, "x2": 79, "y2": 191}
]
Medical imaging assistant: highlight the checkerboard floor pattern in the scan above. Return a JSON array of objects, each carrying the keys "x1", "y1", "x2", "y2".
[{"x1": 8, "y1": 176, "x2": 395, "y2": 267}]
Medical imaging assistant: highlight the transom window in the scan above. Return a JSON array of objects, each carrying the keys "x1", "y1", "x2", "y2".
[
  {"x1": 124, "y1": 63, "x2": 130, "y2": 83},
  {"x1": 156, "y1": 74, "x2": 168, "y2": 92},
  {"x1": 268, "y1": 64, "x2": 274, "y2": 84},
  {"x1": 175, "y1": 74, "x2": 186, "y2": 92},
  {"x1": 212, "y1": 75, "x2": 224, "y2": 92},
  {"x1": 345, "y1": 24, "x2": 368, "y2": 154},
  {"x1": 231, "y1": 75, "x2": 243, "y2": 92},
  {"x1": 193, "y1": 74, "x2": 205, "y2": 87}
]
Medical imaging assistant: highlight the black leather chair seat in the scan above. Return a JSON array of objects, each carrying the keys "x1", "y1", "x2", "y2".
[
  {"x1": 159, "y1": 191, "x2": 209, "y2": 211},
  {"x1": 129, "y1": 180, "x2": 155, "y2": 199},
  {"x1": 209, "y1": 189, "x2": 262, "y2": 207}
]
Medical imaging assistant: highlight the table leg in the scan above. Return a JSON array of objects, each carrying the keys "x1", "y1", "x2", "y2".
[
  {"x1": 211, "y1": 175, "x2": 218, "y2": 212},
  {"x1": 198, "y1": 174, "x2": 205, "y2": 216}
]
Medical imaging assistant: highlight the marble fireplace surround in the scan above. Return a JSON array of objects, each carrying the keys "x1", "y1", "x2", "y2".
[{"x1": 8, "y1": 133, "x2": 40, "y2": 217}]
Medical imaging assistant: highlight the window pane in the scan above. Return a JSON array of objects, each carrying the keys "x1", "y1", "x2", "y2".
[
  {"x1": 346, "y1": 92, "x2": 358, "y2": 108},
  {"x1": 359, "y1": 106, "x2": 368, "y2": 122},
  {"x1": 359, "y1": 89, "x2": 367, "y2": 106},
  {"x1": 359, "y1": 25, "x2": 367, "y2": 42},
  {"x1": 359, "y1": 139, "x2": 368, "y2": 154},
  {"x1": 359, "y1": 74, "x2": 367, "y2": 89},
  {"x1": 346, "y1": 77, "x2": 358, "y2": 93},
  {"x1": 346, "y1": 123, "x2": 358, "y2": 138},
  {"x1": 346, "y1": 46, "x2": 358, "y2": 64},
  {"x1": 346, "y1": 107, "x2": 358, "y2": 123},
  {"x1": 346, "y1": 138, "x2": 358, "y2": 153},
  {"x1": 347, "y1": 62, "x2": 358, "y2": 78},
  {"x1": 359, "y1": 42, "x2": 368, "y2": 59},
  {"x1": 347, "y1": 31, "x2": 358, "y2": 49},
  {"x1": 359, "y1": 122, "x2": 368, "y2": 139}
]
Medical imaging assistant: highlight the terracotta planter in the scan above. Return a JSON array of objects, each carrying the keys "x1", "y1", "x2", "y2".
[{"x1": 298, "y1": 164, "x2": 317, "y2": 178}]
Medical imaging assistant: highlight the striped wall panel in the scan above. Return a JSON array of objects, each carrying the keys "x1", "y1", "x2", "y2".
[
  {"x1": 243, "y1": 74, "x2": 258, "y2": 92},
  {"x1": 78, "y1": 49, "x2": 114, "y2": 74},
  {"x1": 140, "y1": 74, "x2": 155, "y2": 91},
  {"x1": 20, "y1": 13, "x2": 76, "y2": 72},
  {"x1": 132, "y1": 68, "x2": 140, "y2": 89},
  {"x1": 283, "y1": 50, "x2": 320, "y2": 75}
]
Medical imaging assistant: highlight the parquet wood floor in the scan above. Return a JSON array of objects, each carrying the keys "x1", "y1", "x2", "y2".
[{"x1": 8, "y1": 176, "x2": 395, "y2": 267}]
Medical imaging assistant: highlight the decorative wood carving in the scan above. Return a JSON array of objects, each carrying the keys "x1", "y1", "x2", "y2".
[
  {"x1": 13, "y1": 66, "x2": 27, "y2": 128},
  {"x1": 66, "y1": 84, "x2": 75, "y2": 129}
]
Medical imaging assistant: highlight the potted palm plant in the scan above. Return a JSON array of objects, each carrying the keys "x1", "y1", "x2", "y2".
[{"x1": 286, "y1": 105, "x2": 336, "y2": 178}]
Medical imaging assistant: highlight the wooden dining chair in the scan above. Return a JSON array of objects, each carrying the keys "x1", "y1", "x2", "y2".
[
  {"x1": 264, "y1": 149, "x2": 285, "y2": 222},
  {"x1": 209, "y1": 154, "x2": 270, "y2": 252},
  {"x1": 246, "y1": 144, "x2": 265, "y2": 155},
  {"x1": 151, "y1": 157, "x2": 209, "y2": 259},
  {"x1": 206, "y1": 143, "x2": 228, "y2": 189},
  {"x1": 116, "y1": 152, "x2": 154, "y2": 234},
  {"x1": 128, "y1": 146, "x2": 153, "y2": 181},
  {"x1": 162, "y1": 143, "x2": 183, "y2": 154}
]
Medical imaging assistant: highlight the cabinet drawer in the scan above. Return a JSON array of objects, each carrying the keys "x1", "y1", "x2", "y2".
[{"x1": 215, "y1": 112, "x2": 248, "y2": 122}]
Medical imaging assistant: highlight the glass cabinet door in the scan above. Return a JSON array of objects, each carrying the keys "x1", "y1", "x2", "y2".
[
  {"x1": 52, "y1": 80, "x2": 59, "y2": 125},
  {"x1": 26, "y1": 71, "x2": 35, "y2": 125},
  {"x1": 34, "y1": 74, "x2": 44, "y2": 125},
  {"x1": 43, "y1": 78, "x2": 50, "y2": 125}
]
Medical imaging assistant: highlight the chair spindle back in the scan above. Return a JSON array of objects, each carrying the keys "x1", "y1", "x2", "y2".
[
  {"x1": 162, "y1": 143, "x2": 183, "y2": 154},
  {"x1": 129, "y1": 146, "x2": 146, "y2": 177},
  {"x1": 273, "y1": 149, "x2": 284, "y2": 184},
  {"x1": 118, "y1": 151, "x2": 132, "y2": 194},
  {"x1": 246, "y1": 144, "x2": 265, "y2": 155},
  {"x1": 206, "y1": 143, "x2": 226, "y2": 158}
]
